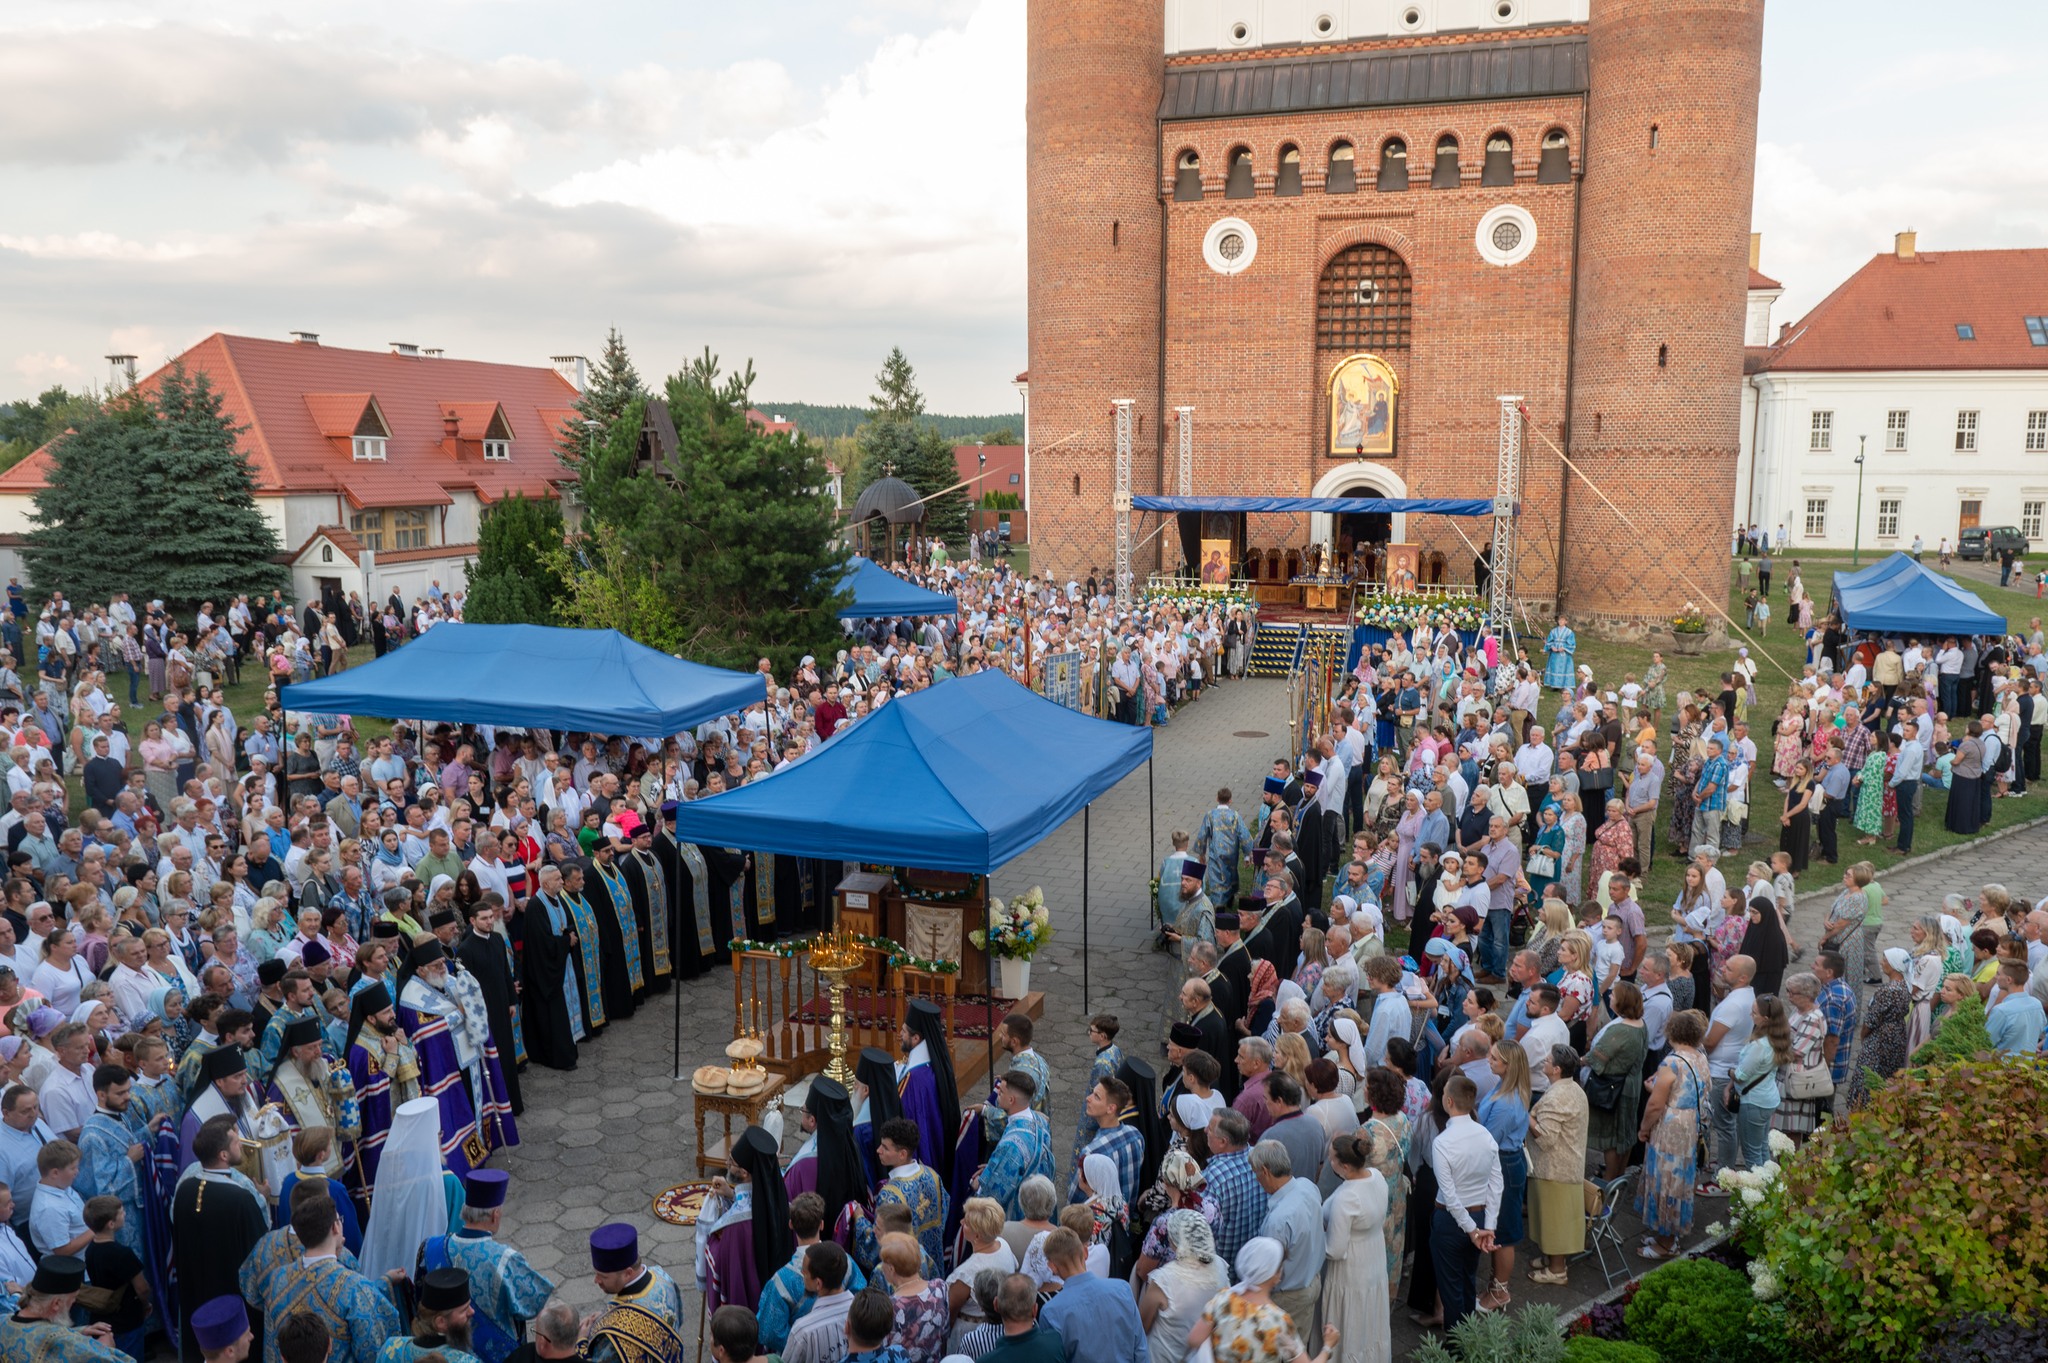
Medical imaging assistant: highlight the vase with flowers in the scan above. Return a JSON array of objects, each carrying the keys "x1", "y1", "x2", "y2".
[{"x1": 970, "y1": 887, "x2": 1053, "y2": 998}]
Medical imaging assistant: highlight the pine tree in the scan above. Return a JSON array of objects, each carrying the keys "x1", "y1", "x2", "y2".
[
  {"x1": 905, "y1": 425, "x2": 969, "y2": 547},
  {"x1": 142, "y1": 363, "x2": 287, "y2": 603},
  {"x1": 558, "y1": 327, "x2": 645, "y2": 472},
  {"x1": 464, "y1": 492, "x2": 566, "y2": 624},
  {"x1": 20, "y1": 400, "x2": 154, "y2": 600},
  {"x1": 868, "y1": 346, "x2": 925, "y2": 423}
]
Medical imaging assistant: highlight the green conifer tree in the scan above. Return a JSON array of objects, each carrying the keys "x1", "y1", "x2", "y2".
[
  {"x1": 463, "y1": 492, "x2": 566, "y2": 624},
  {"x1": 141, "y1": 363, "x2": 287, "y2": 603},
  {"x1": 557, "y1": 328, "x2": 645, "y2": 473},
  {"x1": 20, "y1": 400, "x2": 153, "y2": 600}
]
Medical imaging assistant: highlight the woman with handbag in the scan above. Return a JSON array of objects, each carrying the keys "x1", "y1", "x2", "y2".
[
  {"x1": 1731, "y1": 996, "x2": 1790, "y2": 1168},
  {"x1": 1585, "y1": 981, "x2": 1649, "y2": 1179},
  {"x1": 1523, "y1": 1044, "x2": 1589, "y2": 1286},
  {"x1": 1635, "y1": 1009, "x2": 1710, "y2": 1261},
  {"x1": 1773, "y1": 974, "x2": 1833, "y2": 1144},
  {"x1": 1525, "y1": 806, "x2": 1565, "y2": 904}
]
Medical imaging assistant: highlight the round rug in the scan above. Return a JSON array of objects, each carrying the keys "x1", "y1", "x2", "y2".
[{"x1": 652, "y1": 1181, "x2": 716, "y2": 1226}]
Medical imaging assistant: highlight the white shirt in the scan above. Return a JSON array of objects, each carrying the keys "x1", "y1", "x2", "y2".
[
  {"x1": 1519, "y1": 1012, "x2": 1569, "y2": 1091},
  {"x1": 1641, "y1": 982, "x2": 1674, "y2": 1051},
  {"x1": 110, "y1": 962, "x2": 156, "y2": 1026},
  {"x1": 1513, "y1": 744, "x2": 1554, "y2": 784},
  {"x1": 38, "y1": 1061, "x2": 95, "y2": 1135},
  {"x1": 1430, "y1": 1113, "x2": 1503, "y2": 1234},
  {"x1": 1707, "y1": 986, "x2": 1756, "y2": 1078}
]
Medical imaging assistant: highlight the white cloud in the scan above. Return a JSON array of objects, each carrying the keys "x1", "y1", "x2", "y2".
[
  {"x1": 12, "y1": 353, "x2": 81, "y2": 384},
  {"x1": 0, "y1": 231, "x2": 205, "y2": 262}
]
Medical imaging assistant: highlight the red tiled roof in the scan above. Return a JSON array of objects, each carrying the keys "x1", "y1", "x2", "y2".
[
  {"x1": 1748, "y1": 267, "x2": 1781, "y2": 290},
  {"x1": 0, "y1": 334, "x2": 580, "y2": 502},
  {"x1": 953, "y1": 443, "x2": 1026, "y2": 490},
  {"x1": 1759, "y1": 248, "x2": 2048, "y2": 373},
  {"x1": 1014, "y1": 371, "x2": 1029, "y2": 383},
  {"x1": 288, "y1": 525, "x2": 365, "y2": 564},
  {"x1": 746, "y1": 408, "x2": 796, "y2": 436}
]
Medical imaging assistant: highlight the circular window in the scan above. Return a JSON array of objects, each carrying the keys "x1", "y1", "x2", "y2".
[
  {"x1": 1494, "y1": 0, "x2": 1515, "y2": 20},
  {"x1": 1230, "y1": 21, "x2": 1249, "y2": 42},
  {"x1": 1315, "y1": 13, "x2": 1335, "y2": 34},
  {"x1": 1202, "y1": 217, "x2": 1259, "y2": 276},
  {"x1": 1475, "y1": 204, "x2": 1537, "y2": 267},
  {"x1": 1402, "y1": 6, "x2": 1425, "y2": 29}
]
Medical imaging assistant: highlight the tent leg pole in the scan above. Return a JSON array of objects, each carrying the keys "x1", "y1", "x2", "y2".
[
  {"x1": 1083, "y1": 806, "x2": 1091, "y2": 1010},
  {"x1": 984, "y1": 888, "x2": 995, "y2": 1089}
]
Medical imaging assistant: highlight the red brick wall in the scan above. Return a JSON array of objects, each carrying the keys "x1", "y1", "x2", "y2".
[
  {"x1": 1026, "y1": 0, "x2": 1166, "y2": 584},
  {"x1": 1565, "y1": 0, "x2": 1765, "y2": 626},
  {"x1": 1154, "y1": 99, "x2": 1584, "y2": 600}
]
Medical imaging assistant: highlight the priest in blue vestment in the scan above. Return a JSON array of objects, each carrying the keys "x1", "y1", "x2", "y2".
[
  {"x1": 418, "y1": 1170, "x2": 553, "y2": 1363},
  {"x1": 971, "y1": 1069, "x2": 1055, "y2": 1219}
]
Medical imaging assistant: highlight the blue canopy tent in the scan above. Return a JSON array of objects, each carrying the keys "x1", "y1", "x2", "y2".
[
  {"x1": 278, "y1": 622, "x2": 766, "y2": 733},
  {"x1": 1833, "y1": 559, "x2": 2007, "y2": 637},
  {"x1": 670, "y1": 669, "x2": 1154, "y2": 1009},
  {"x1": 1131, "y1": 495, "x2": 1494, "y2": 515},
  {"x1": 1828, "y1": 551, "x2": 1919, "y2": 612},
  {"x1": 837, "y1": 556, "x2": 959, "y2": 620}
]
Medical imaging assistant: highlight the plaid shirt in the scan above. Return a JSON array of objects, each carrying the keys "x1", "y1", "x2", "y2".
[
  {"x1": 1203, "y1": 1149, "x2": 1269, "y2": 1269},
  {"x1": 1694, "y1": 754, "x2": 1730, "y2": 812},
  {"x1": 1820, "y1": 977, "x2": 1860, "y2": 1085},
  {"x1": 1842, "y1": 723, "x2": 1874, "y2": 774},
  {"x1": 1068, "y1": 1121, "x2": 1145, "y2": 1208}
]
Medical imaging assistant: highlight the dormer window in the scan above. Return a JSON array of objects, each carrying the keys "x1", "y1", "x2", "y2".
[
  {"x1": 352, "y1": 436, "x2": 388, "y2": 461},
  {"x1": 483, "y1": 439, "x2": 511, "y2": 461}
]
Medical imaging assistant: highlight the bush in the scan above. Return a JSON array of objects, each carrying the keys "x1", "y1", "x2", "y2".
[
  {"x1": 1756, "y1": 1055, "x2": 2048, "y2": 1360},
  {"x1": 1563, "y1": 1339, "x2": 1661, "y2": 1363},
  {"x1": 1919, "y1": 1312, "x2": 2048, "y2": 1363},
  {"x1": 1624, "y1": 1259, "x2": 1752, "y2": 1363},
  {"x1": 1910, "y1": 993, "x2": 1991, "y2": 1066},
  {"x1": 1414, "y1": 1304, "x2": 1567, "y2": 1363}
]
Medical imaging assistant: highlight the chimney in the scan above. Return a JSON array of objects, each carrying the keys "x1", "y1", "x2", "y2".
[
  {"x1": 289, "y1": 331, "x2": 320, "y2": 346},
  {"x1": 1778, "y1": 322, "x2": 1792, "y2": 343},
  {"x1": 552, "y1": 355, "x2": 589, "y2": 392},
  {"x1": 1748, "y1": 231, "x2": 1762, "y2": 271},
  {"x1": 1895, "y1": 230, "x2": 1917, "y2": 260},
  {"x1": 390, "y1": 341, "x2": 421, "y2": 357},
  {"x1": 422, "y1": 348, "x2": 444, "y2": 359},
  {"x1": 443, "y1": 410, "x2": 461, "y2": 439},
  {"x1": 105, "y1": 354, "x2": 138, "y2": 392}
]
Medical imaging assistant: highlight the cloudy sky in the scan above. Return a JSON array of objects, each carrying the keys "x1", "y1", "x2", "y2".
[{"x1": 1, "y1": 1, "x2": 2041, "y2": 414}]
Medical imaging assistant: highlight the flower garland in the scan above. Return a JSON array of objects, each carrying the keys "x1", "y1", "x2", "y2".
[
  {"x1": 727, "y1": 933, "x2": 961, "y2": 975},
  {"x1": 1354, "y1": 591, "x2": 1487, "y2": 632},
  {"x1": 1141, "y1": 589, "x2": 1260, "y2": 618},
  {"x1": 888, "y1": 867, "x2": 984, "y2": 903}
]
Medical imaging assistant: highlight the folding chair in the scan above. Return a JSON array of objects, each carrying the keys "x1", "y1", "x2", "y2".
[{"x1": 1574, "y1": 1170, "x2": 1636, "y2": 1288}]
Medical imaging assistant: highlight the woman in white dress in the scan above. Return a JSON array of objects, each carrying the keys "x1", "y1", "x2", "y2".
[
  {"x1": 1320, "y1": 1131, "x2": 1391, "y2": 1363},
  {"x1": 1140, "y1": 1209, "x2": 1230, "y2": 1363}
]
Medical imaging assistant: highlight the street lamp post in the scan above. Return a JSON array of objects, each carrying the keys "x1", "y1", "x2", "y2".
[
  {"x1": 1853, "y1": 435, "x2": 1867, "y2": 567},
  {"x1": 976, "y1": 442, "x2": 987, "y2": 557}
]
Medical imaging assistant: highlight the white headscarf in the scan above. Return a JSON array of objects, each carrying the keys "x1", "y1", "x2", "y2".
[
  {"x1": 1937, "y1": 914, "x2": 1969, "y2": 950},
  {"x1": 1082, "y1": 1151, "x2": 1126, "y2": 1216},
  {"x1": 359, "y1": 1097, "x2": 448, "y2": 1280},
  {"x1": 1330, "y1": 1016, "x2": 1369, "y2": 1077},
  {"x1": 1174, "y1": 1092, "x2": 1218, "y2": 1132},
  {"x1": 1233, "y1": 1235, "x2": 1285, "y2": 1292}
]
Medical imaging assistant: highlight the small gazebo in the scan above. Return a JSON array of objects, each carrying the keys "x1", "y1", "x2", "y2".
[{"x1": 849, "y1": 475, "x2": 926, "y2": 562}]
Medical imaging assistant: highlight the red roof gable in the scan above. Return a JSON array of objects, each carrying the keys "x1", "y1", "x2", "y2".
[
  {"x1": 953, "y1": 443, "x2": 1026, "y2": 491},
  {"x1": 1760, "y1": 248, "x2": 2048, "y2": 374},
  {"x1": 745, "y1": 408, "x2": 796, "y2": 437},
  {"x1": 1748, "y1": 267, "x2": 1781, "y2": 290},
  {"x1": 0, "y1": 334, "x2": 581, "y2": 502}
]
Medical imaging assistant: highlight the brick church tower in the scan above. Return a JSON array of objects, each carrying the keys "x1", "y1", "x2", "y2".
[
  {"x1": 1026, "y1": 0, "x2": 1166, "y2": 583},
  {"x1": 1564, "y1": 0, "x2": 1766, "y2": 624},
  {"x1": 1024, "y1": 0, "x2": 1766, "y2": 633}
]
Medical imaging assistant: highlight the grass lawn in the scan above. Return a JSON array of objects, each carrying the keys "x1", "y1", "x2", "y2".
[{"x1": 1534, "y1": 560, "x2": 2046, "y2": 911}]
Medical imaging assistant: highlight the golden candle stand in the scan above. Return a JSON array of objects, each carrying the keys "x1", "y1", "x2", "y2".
[{"x1": 807, "y1": 928, "x2": 866, "y2": 1087}]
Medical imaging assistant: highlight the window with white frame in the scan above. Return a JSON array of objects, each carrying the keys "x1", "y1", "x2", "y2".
[
  {"x1": 2024, "y1": 501, "x2": 2045, "y2": 539},
  {"x1": 483, "y1": 439, "x2": 511, "y2": 461},
  {"x1": 1885, "y1": 409, "x2": 1908, "y2": 451},
  {"x1": 2028, "y1": 410, "x2": 2048, "y2": 453},
  {"x1": 1809, "y1": 410, "x2": 1833, "y2": 452},
  {"x1": 1804, "y1": 497, "x2": 1828, "y2": 538},
  {"x1": 1876, "y1": 498, "x2": 1900, "y2": 538},
  {"x1": 1955, "y1": 410, "x2": 1979, "y2": 451},
  {"x1": 352, "y1": 435, "x2": 388, "y2": 461}
]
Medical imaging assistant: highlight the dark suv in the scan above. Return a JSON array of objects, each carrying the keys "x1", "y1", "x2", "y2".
[{"x1": 1959, "y1": 526, "x2": 2028, "y2": 560}]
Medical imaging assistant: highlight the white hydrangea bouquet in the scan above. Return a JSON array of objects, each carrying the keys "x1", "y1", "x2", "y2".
[
  {"x1": 1704, "y1": 1128, "x2": 1798, "y2": 1301},
  {"x1": 970, "y1": 887, "x2": 1054, "y2": 961}
]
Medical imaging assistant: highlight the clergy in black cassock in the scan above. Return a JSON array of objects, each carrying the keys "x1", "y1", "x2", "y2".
[
  {"x1": 521, "y1": 866, "x2": 583, "y2": 1072},
  {"x1": 1214, "y1": 910, "x2": 1254, "y2": 1027},
  {"x1": 456, "y1": 898, "x2": 523, "y2": 1114},
  {"x1": 700, "y1": 845, "x2": 750, "y2": 951},
  {"x1": 174, "y1": 1114, "x2": 270, "y2": 1362},
  {"x1": 574, "y1": 854, "x2": 640, "y2": 1020},
  {"x1": 773, "y1": 855, "x2": 818, "y2": 934},
  {"x1": 619, "y1": 820, "x2": 673, "y2": 993},
  {"x1": 581, "y1": 843, "x2": 643, "y2": 1015}
]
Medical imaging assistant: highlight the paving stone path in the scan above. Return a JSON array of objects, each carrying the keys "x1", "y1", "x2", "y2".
[{"x1": 488, "y1": 676, "x2": 2033, "y2": 1353}]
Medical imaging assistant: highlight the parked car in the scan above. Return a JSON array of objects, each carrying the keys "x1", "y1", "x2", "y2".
[{"x1": 1958, "y1": 526, "x2": 2029, "y2": 560}]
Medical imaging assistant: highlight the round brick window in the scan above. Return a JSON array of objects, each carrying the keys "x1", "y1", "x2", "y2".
[
  {"x1": 1203, "y1": 217, "x2": 1258, "y2": 276},
  {"x1": 1474, "y1": 204, "x2": 1537, "y2": 267}
]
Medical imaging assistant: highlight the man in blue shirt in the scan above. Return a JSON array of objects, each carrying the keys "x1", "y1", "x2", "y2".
[
  {"x1": 1987, "y1": 962, "x2": 2044, "y2": 1055},
  {"x1": 1200, "y1": 1110, "x2": 1266, "y2": 1268},
  {"x1": 1250, "y1": 1140, "x2": 1325, "y2": 1340},
  {"x1": 1815, "y1": 740, "x2": 1852, "y2": 865},
  {"x1": 1037, "y1": 1229, "x2": 1145, "y2": 1363},
  {"x1": 1887, "y1": 731, "x2": 1923, "y2": 853},
  {"x1": 1691, "y1": 738, "x2": 1730, "y2": 850}
]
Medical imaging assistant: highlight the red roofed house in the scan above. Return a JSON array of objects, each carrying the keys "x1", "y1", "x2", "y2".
[
  {"x1": 0, "y1": 332, "x2": 583, "y2": 606},
  {"x1": 953, "y1": 442, "x2": 1028, "y2": 544},
  {"x1": 1738, "y1": 234, "x2": 2048, "y2": 552}
]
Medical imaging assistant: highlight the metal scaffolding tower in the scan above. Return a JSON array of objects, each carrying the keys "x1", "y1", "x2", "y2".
[
  {"x1": 1490, "y1": 395, "x2": 1524, "y2": 638},
  {"x1": 1175, "y1": 406, "x2": 1194, "y2": 495},
  {"x1": 1113, "y1": 399, "x2": 1134, "y2": 612}
]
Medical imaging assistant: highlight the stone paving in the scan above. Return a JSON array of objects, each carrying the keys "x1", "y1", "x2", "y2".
[{"x1": 485, "y1": 675, "x2": 2044, "y2": 1353}]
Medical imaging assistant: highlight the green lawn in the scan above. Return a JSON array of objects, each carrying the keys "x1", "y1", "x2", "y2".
[{"x1": 1548, "y1": 561, "x2": 2045, "y2": 910}]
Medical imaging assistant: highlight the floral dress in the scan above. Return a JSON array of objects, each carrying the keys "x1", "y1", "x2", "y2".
[
  {"x1": 1637, "y1": 1050, "x2": 1705, "y2": 1239},
  {"x1": 1773, "y1": 714, "x2": 1806, "y2": 781},
  {"x1": 1202, "y1": 1291, "x2": 1305, "y2": 1363},
  {"x1": 1852, "y1": 749, "x2": 1886, "y2": 836},
  {"x1": 1587, "y1": 816, "x2": 1635, "y2": 893},
  {"x1": 1560, "y1": 810, "x2": 1588, "y2": 905},
  {"x1": 1881, "y1": 752, "x2": 1900, "y2": 822},
  {"x1": 1360, "y1": 1112, "x2": 1411, "y2": 1289},
  {"x1": 889, "y1": 1280, "x2": 952, "y2": 1363},
  {"x1": 1848, "y1": 982, "x2": 1910, "y2": 1111},
  {"x1": 1668, "y1": 724, "x2": 1704, "y2": 848},
  {"x1": 1640, "y1": 661, "x2": 1668, "y2": 716},
  {"x1": 1772, "y1": 1005, "x2": 1828, "y2": 1136}
]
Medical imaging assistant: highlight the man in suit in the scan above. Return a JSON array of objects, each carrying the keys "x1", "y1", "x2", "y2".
[{"x1": 324, "y1": 776, "x2": 364, "y2": 840}]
